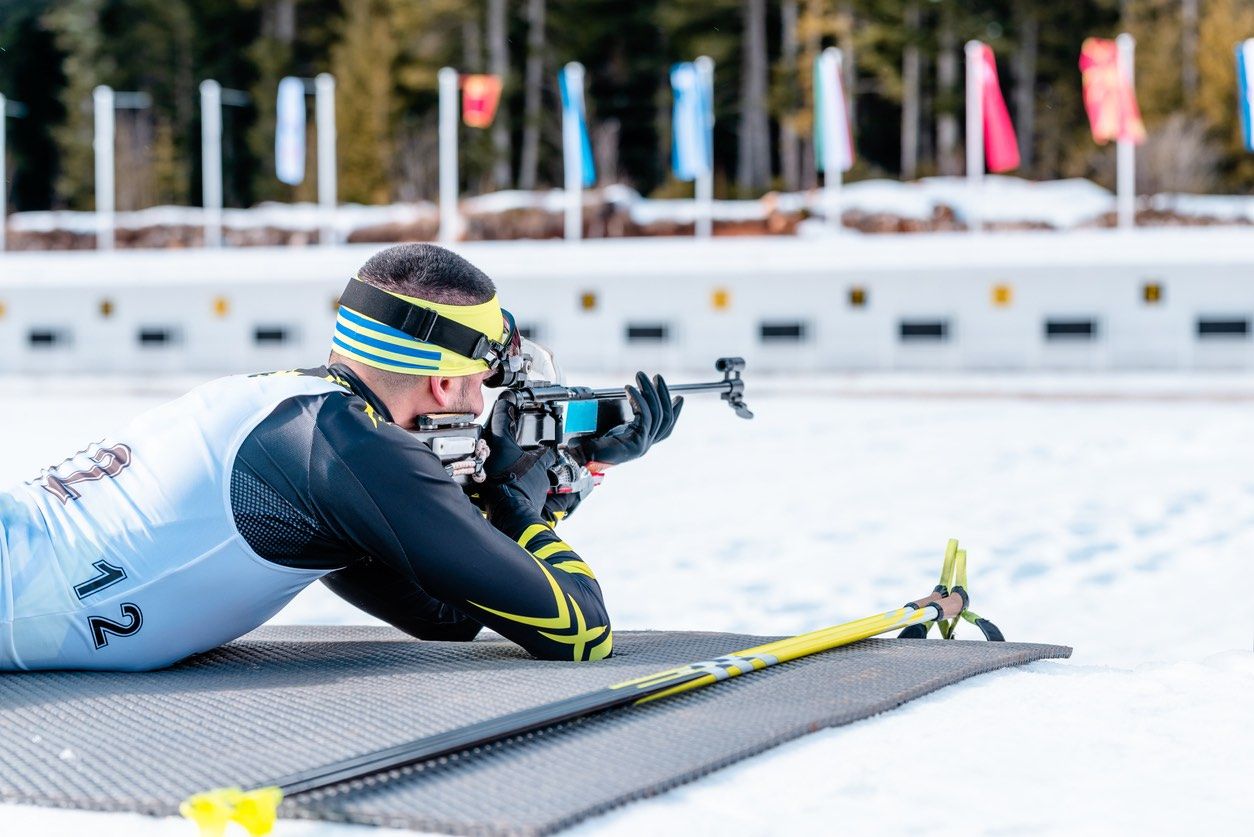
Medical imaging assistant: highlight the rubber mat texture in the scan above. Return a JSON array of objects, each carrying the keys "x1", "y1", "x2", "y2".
[{"x1": 0, "y1": 627, "x2": 1070, "y2": 835}]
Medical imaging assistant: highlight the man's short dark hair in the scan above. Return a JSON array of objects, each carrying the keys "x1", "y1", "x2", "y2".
[{"x1": 356, "y1": 244, "x2": 496, "y2": 305}]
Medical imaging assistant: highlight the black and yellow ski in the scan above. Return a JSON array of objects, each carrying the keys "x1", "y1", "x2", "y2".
[{"x1": 182, "y1": 538, "x2": 996, "y2": 836}]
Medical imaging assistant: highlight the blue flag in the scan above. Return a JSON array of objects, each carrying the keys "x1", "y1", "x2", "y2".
[
  {"x1": 275, "y1": 76, "x2": 306, "y2": 185},
  {"x1": 558, "y1": 63, "x2": 596, "y2": 188},
  {"x1": 1239, "y1": 40, "x2": 1254, "y2": 153},
  {"x1": 671, "y1": 62, "x2": 712, "y2": 181}
]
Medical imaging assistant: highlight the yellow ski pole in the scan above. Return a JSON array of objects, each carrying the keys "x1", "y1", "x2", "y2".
[{"x1": 182, "y1": 542, "x2": 983, "y2": 836}]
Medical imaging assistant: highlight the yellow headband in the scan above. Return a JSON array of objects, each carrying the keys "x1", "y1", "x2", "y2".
[{"x1": 333, "y1": 286, "x2": 505, "y2": 377}]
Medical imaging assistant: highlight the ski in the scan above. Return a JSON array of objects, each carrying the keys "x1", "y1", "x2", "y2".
[{"x1": 181, "y1": 540, "x2": 985, "y2": 836}]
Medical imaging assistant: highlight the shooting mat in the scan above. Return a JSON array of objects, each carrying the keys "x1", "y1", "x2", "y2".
[{"x1": 0, "y1": 627, "x2": 1070, "y2": 835}]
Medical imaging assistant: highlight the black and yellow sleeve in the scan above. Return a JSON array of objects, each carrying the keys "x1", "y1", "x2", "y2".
[{"x1": 307, "y1": 394, "x2": 613, "y2": 662}]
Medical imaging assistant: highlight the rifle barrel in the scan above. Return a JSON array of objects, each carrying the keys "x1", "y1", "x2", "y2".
[{"x1": 580, "y1": 381, "x2": 732, "y2": 400}]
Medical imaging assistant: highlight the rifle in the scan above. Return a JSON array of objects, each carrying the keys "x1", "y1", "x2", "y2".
[{"x1": 413, "y1": 352, "x2": 753, "y2": 493}]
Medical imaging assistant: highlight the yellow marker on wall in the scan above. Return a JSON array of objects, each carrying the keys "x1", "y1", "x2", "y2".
[
  {"x1": 213, "y1": 296, "x2": 231, "y2": 318},
  {"x1": 1142, "y1": 282, "x2": 1163, "y2": 304},
  {"x1": 99, "y1": 299, "x2": 115, "y2": 318},
  {"x1": 579, "y1": 291, "x2": 597, "y2": 312},
  {"x1": 991, "y1": 284, "x2": 1013, "y2": 307},
  {"x1": 711, "y1": 288, "x2": 731, "y2": 311}
]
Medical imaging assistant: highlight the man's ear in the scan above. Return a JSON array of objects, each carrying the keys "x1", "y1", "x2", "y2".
[{"x1": 428, "y1": 375, "x2": 454, "y2": 409}]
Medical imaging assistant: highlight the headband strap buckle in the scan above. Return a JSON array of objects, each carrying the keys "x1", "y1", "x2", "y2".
[{"x1": 400, "y1": 306, "x2": 439, "y2": 344}]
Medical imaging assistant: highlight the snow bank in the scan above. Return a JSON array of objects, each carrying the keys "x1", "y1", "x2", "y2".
[
  {"x1": 1150, "y1": 192, "x2": 1254, "y2": 223},
  {"x1": 2, "y1": 176, "x2": 1126, "y2": 238},
  {"x1": 923, "y1": 175, "x2": 1116, "y2": 226},
  {"x1": 10, "y1": 201, "x2": 436, "y2": 235}
]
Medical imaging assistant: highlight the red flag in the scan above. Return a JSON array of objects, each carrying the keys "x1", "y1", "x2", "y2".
[
  {"x1": 976, "y1": 44, "x2": 1020, "y2": 172},
  {"x1": 1079, "y1": 38, "x2": 1145, "y2": 145},
  {"x1": 462, "y1": 74, "x2": 502, "y2": 128}
]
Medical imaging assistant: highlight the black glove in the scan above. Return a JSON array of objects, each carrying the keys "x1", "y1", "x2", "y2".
[
  {"x1": 569, "y1": 372, "x2": 683, "y2": 468},
  {"x1": 481, "y1": 392, "x2": 555, "y2": 518},
  {"x1": 542, "y1": 486, "x2": 587, "y2": 525}
]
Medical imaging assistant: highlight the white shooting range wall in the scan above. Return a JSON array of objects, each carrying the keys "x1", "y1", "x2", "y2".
[{"x1": 1, "y1": 229, "x2": 1254, "y2": 375}]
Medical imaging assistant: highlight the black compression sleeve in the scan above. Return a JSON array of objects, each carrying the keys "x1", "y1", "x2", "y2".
[
  {"x1": 320, "y1": 558, "x2": 483, "y2": 642},
  {"x1": 307, "y1": 395, "x2": 613, "y2": 662}
]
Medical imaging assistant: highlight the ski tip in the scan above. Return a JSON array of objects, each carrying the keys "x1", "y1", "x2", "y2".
[{"x1": 180, "y1": 786, "x2": 283, "y2": 837}]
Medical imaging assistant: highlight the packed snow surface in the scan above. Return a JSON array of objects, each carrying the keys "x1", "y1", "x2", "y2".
[{"x1": 1, "y1": 372, "x2": 1251, "y2": 835}]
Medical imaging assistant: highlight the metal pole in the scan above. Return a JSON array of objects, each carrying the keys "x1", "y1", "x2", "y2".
[
  {"x1": 438, "y1": 67, "x2": 459, "y2": 244},
  {"x1": 829, "y1": 152, "x2": 843, "y2": 232},
  {"x1": 200, "y1": 80, "x2": 223, "y2": 248},
  {"x1": 1116, "y1": 33, "x2": 1136, "y2": 230},
  {"x1": 315, "y1": 73, "x2": 337, "y2": 246},
  {"x1": 93, "y1": 85, "x2": 115, "y2": 251},
  {"x1": 964, "y1": 40, "x2": 984, "y2": 234},
  {"x1": 694, "y1": 56, "x2": 715, "y2": 239},
  {"x1": 562, "y1": 62, "x2": 585, "y2": 242},
  {"x1": 0, "y1": 92, "x2": 6, "y2": 253}
]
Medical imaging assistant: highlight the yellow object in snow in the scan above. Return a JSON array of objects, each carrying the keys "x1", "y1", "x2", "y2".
[{"x1": 180, "y1": 786, "x2": 283, "y2": 837}]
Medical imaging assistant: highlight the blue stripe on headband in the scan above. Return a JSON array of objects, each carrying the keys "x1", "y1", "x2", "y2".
[
  {"x1": 331, "y1": 336, "x2": 441, "y2": 371},
  {"x1": 337, "y1": 306, "x2": 444, "y2": 359},
  {"x1": 334, "y1": 320, "x2": 444, "y2": 361}
]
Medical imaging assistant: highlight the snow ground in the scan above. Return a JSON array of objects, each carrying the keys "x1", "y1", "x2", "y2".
[{"x1": 1, "y1": 372, "x2": 1252, "y2": 835}]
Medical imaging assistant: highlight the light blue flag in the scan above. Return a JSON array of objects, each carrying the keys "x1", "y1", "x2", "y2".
[
  {"x1": 275, "y1": 76, "x2": 306, "y2": 185},
  {"x1": 1238, "y1": 40, "x2": 1254, "y2": 153},
  {"x1": 558, "y1": 63, "x2": 596, "y2": 187},
  {"x1": 813, "y1": 49, "x2": 854, "y2": 174},
  {"x1": 671, "y1": 62, "x2": 712, "y2": 181}
]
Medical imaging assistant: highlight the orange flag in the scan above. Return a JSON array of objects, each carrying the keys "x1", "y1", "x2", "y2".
[
  {"x1": 1079, "y1": 38, "x2": 1145, "y2": 145},
  {"x1": 462, "y1": 74, "x2": 502, "y2": 128}
]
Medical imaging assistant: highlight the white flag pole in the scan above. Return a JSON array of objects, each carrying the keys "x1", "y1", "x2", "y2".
[
  {"x1": 0, "y1": 92, "x2": 7, "y2": 253},
  {"x1": 315, "y1": 72, "x2": 337, "y2": 246},
  {"x1": 562, "y1": 62, "x2": 585, "y2": 242},
  {"x1": 438, "y1": 67, "x2": 459, "y2": 244},
  {"x1": 93, "y1": 84, "x2": 115, "y2": 251},
  {"x1": 694, "y1": 55, "x2": 715, "y2": 239},
  {"x1": 964, "y1": 40, "x2": 984, "y2": 234},
  {"x1": 200, "y1": 80, "x2": 224, "y2": 248},
  {"x1": 1116, "y1": 33, "x2": 1136, "y2": 230}
]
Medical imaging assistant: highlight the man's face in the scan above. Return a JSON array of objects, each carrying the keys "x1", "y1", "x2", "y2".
[{"x1": 448, "y1": 371, "x2": 490, "y2": 417}]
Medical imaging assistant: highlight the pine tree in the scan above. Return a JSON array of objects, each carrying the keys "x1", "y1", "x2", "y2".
[
  {"x1": 1123, "y1": 0, "x2": 1185, "y2": 121},
  {"x1": 331, "y1": 0, "x2": 398, "y2": 204},
  {"x1": 517, "y1": 0, "x2": 546, "y2": 191},
  {"x1": 0, "y1": 0, "x2": 64, "y2": 211},
  {"x1": 796, "y1": 0, "x2": 845, "y2": 186},
  {"x1": 487, "y1": 0, "x2": 512, "y2": 188},
  {"x1": 244, "y1": 0, "x2": 300, "y2": 202},
  {"x1": 1197, "y1": 0, "x2": 1254, "y2": 187},
  {"x1": 42, "y1": 0, "x2": 111, "y2": 210},
  {"x1": 737, "y1": 0, "x2": 771, "y2": 194}
]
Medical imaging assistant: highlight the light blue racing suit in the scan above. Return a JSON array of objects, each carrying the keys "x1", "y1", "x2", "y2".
[{"x1": 0, "y1": 373, "x2": 341, "y2": 671}]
